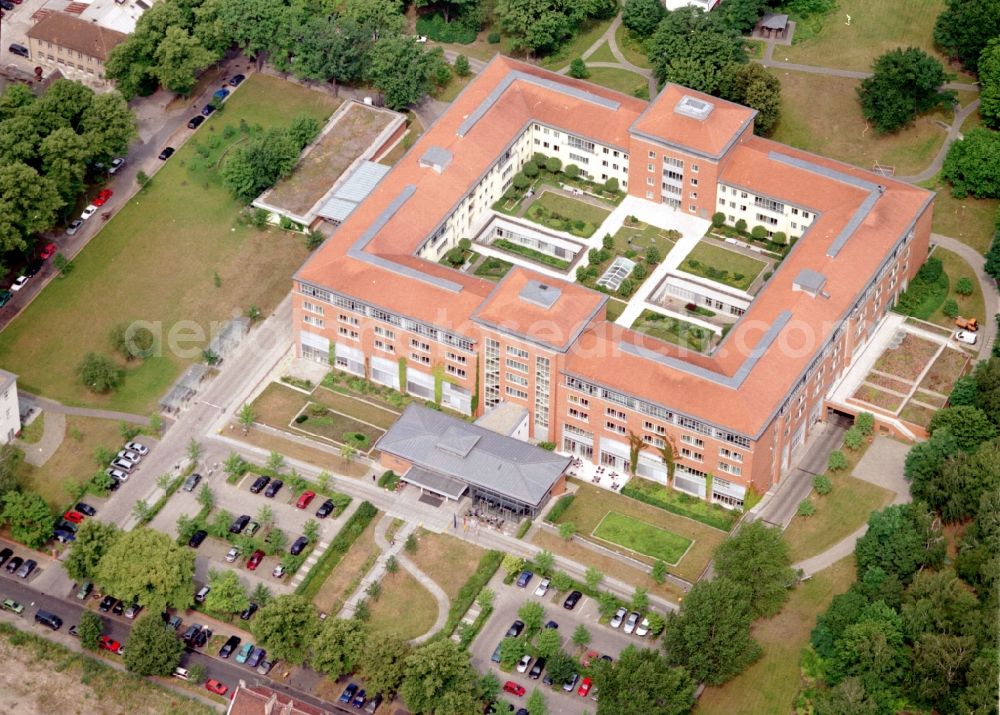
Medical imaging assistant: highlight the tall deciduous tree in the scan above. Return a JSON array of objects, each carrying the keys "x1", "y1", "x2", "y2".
[
  {"x1": 65, "y1": 519, "x2": 121, "y2": 582},
  {"x1": 933, "y1": 0, "x2": 1000, "y2": 73},
  {"x1": 95, "y1": 528, "x2": 196, "y2": 613},
  {"x1": 1, "y1": 490, "x2": 53, "y2": 549},
  {"x1": 622, "y1": 0, "x2": 665, "y2": 38},
  {"x1": 713, "y1": 520, "x2": 795, "y2": 618},
  {"x1": 0, "y1": 162, "x2": 63, "y2": 253},
  {"x1": 218, "y1": 0, "x2": 286, "y2": 58},
  {"x1": 359, "y1": 634, "x2": 410, "y2": 696},
  {"x1": 367, "y1": 36, "x2": 435, "y2": 110},
  {"x1": 341, "y1": 0, "x2": 406, "y2": 40},
  {"x1": 221, "y1": 127, "x2": 300, "y2": 202},
  {"x1": 250, "y1": 594, "x2": 320, "y2": 665},
  {"x1": 594, "y1": 645, "x2": 696, "y2": 715},
  {"x1": 496, "y1": 0, "x2": 579, "y2": 56},
  {"x1": 400, "y1": 640, "x2": 479, "y2": 715},
  {"x1": 934, "y1": 439, "x2": 1000, "y2": 522},
  {"x1": 203, "y1": 570, "x2": 250, "y2": 615},
  {"x1": 153, "y1": 26, "x2": 217, "y2": 96},
  {"x1": 941, "y1": 127, "x2": 1000, "y2": 198},
  {"x1": 928, "y1": 405, "x2": 996, "y2": 451},
  {"x1": 123, "y1": 613, "x2": 185, "y2": 676},
  {"x1": 854, "y1": 503, "x2": 945, "y2": 584},
  {"x1": 979, "y1": 38, "x2": 1000, "y2": 129},
  {"x1": 80, "y1": 91, "x2": 137, "y2": 161},
  {"x1": 38, "y1": 127, "x2": 90, "y2": 201},
  {"x1": 310, "y1": 618, "x2": 368, "y2": 679},
  {"x1": 857, "y1": 47, "x2": 953, "y2": 134},
  {"x1": 648, "y1": 7, "x2": 746, "y2": 94},
  {"x1": 718, "y1": 62, "x2": 782, "y2": 136}
]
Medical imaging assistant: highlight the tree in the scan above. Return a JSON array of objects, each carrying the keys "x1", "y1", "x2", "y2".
[
  {"x1": 631, "y1": 586, "x2": 649, "y2": 612},
  {"x1": 551, "y1": 571, "x2": 573, "y2": 591},
  {"x1": 651, "y1": 560, "x2": 668, "y2": 583},
  {"x1": 719, "y1": 0, "x2": 769, "y2": 34},
  {"x1": 648, "y1": 7, "x2": 746, "y2": 94},
  {"x1": 256, "y1": 503, "x2": 275, "y2": 528},
  {"x1": 286, "y1": 469, "x2": 308, "y2": 495},
  {"x1": 0, "y1": 445, "x2": 22, "y2": 497},
  {"x1": 980, "y1": 39, "x2": 1000, "y2": 129},
  {"x1": 65, "y1": 520, "x2": 120, "y2": 582},
  {"x1": 303, "y1": 519, "x2": 320, "y2": 543},
  {"x1": 534, "y1": 549, "x2": 555, "y2": 574},
  {"x1": 187, "y1": 438, "x2": 203, "y2": 463},
  {"x1": 496, "y1": 0, "x2": 579, "y2": 56},
  {"x1": 502, "y1": 553, "x2": 525, "y2": 578},
  {"x1": 713, "y1": 520, "x2": 795, "y2": 618},
  {"x1": 904, "y1": 427, "x2": 959, "y2": 501},
  {"x1": 622, "y1": 0, "x2": 665, "y2": 37},
  {"x1": 76, "y1": 352, "x2": 124, "y2": 394},
  {"x1": 627, "y1": 430, "x2": 646, "y2": 475},
  {"x1": 827, "y1": 601, "x2": 908, "y2": 699},
  {"x1": 341, "y1": 0, "x2": 406, "y2": 40},
  {"x1": 857, "y1": 47, "x2": 953, "y2": 134},
  {"x1": 569, "y1": 58, "x2": 590, "y2": 79},
  {"x1": 518, "y1": 601, "x2": 544, "y2": 633},
  {"x1": 221, "y1": 126, "x2": 301, "y2": 202},
  {"x1": 985, "y1": 231, "x2": 1000, "y2": 282},
  {"x1": 78, "y1": 610, "x2": 103, "y2": 651},
  {"x1": 536, "y1": 627, "x2": 562, "y2": 658},
  {"x1": 251, "y1": 594, "x2": 320, "y2": 665},
  {"x1": 251, "y1": 583, "x2": 273, "y2": 607},
  {"x1": 934, "y1": 439, "x2": 1000, "y2": 522},
  {"x1": 311, "y1": 618, "x2": 368, "y2": 679},
  {"x1": 929, "y1": 405, "x2": 996, "y2": 451},
  {"x1": 571, "y1": 623, "x2": 591, "y2": 647},
  {"x1": 454, "y1": 54, "x2": 471, "y2": 77},
  {"x1": 368, "y1": 36, "x2": 435, "y2": 110},
  {"x1": 558, "y1": 522, "x2": 577, "y2": 540},
  {"x1": 153, "y1": 26, "x2": 215, "y2": 95},
  {"x1": 400, "y1": 640, "x2": 479, "y2": 715},
  {"x1": 954, "y1": 275, "x2": 974, "y2": 296},
  {"x1": 499, "y1": 635, "x2": 528, "y2": 668},
  {"x1": 39, "y1": 127, "x2": 90, "y2": 202},
  {"x1": 595, "y1": 645, "x2": 696, "y2": 715},
  {"x1": 95, "y1": 528, "x2": 196, "y2": 613},
  {"x1": 108, "y1": 322, "x2": 155, "y2": 361},
  {"x1": 277, "y1": 15, "x2": 370, "y2": 87},
  {"x1": 545, "y1": 650, "x2": 576, "y2": 684},
  {"x1": 1, "y1": 491, "x2": 53, "y2": 549},
  {"x1": 662, "y1": 578, "x2": 761, "y2": 685},
  {"x1": 941, "y1": 127, "x2": 1000, "y2": 198},
  {"x1": 933, "y1": 0, "x2": 1000, "y2": 73},
  {"x1": 237, "y1": 403, "x2": 256, "y2": 434},
  {"x1": 123, "y1": 613, "x2": 184, "y2": 676},
  {"x1": 526, "y1": 688, "x2": 548, "y2": 715},
  {"x1": 360, "y1": 634, "x2": 410, "y2": 696},
  {"x1": 718, "y1": 62, "x2": 782, "y2": 135},
  {"x1": 204, "y1": 570, "x2": 250, "y2": 615},
  {"x1": 854, "y1": 503, "x2": 945, "y2": 584},
  {"x1": 0, "y1": 162, "x2": 63, "y2": 253},
  {"x1": 196, "y1": 483, "x2": 215, "y2": 511}
]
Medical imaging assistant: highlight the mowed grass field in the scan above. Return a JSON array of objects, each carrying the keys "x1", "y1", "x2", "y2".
[
  {"x1": 592, "y1": 511, "x2": 692, "y2": 565},
  {"x1": 0, "y1": 74, "x2": 337, "y2": 413}
]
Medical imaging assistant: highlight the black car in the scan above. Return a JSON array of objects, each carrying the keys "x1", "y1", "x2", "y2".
[
  {"x1": 229, "y1": 514, "x2": 251, "y2": 534},
  {"x1": 187, "y1": 115, "x2": 205, "y2": 129},
  {"x1": 193, "y1": 627, "x2": 212, "y2": 648},
  {"x1": 188, "y1": 529, "x2": 208, "y2": 548},
  {"x1": 24, "y1": 260, "x2": 42, "y2": 278},
  {"x1": 75, "y1": 502, "x2": 97, "y2": 517},
  {"x1": 264, "y1": 479, "x2": 283, "y2": 498},
  {"x1": 2, "y1": 4, "x2": 18, "y2": 14},
  {"x1": 98, "y1": 595, "x2": 117, "y2": 613},
  {"x1": 16, "y1": 559, "x2": 36, "y2": 579},
  {"x1": 315, "y1": 498, "x2": 335, "y2": 518},
  {"x1": 563, "y1": 590, "x2": 583, "y2": 610},
  {"x1": 181, "y1": 623, "x2": 202, "y2": 643},
  {"x1": 5, "y1": 556, "x2": 23, "y2": 574},
  {"x1": 229, "y1": 74, "x2": 246, "y2": 86},
  {"x1": 249, "y1": 475, "x2": 270, "y2": 494},
  {"x1": 505, "y1": 619, "x2": 525, "y2": 638},
  {"x1": 0, "y1": 291, "x2": 11, "y2": 309},
  {"x1": 200, "y1": 103, "x2": 216, "y2": 117},
  {"x1": 219, "y1": 634, "x2": 241, "y2": 658},
  {"x1": 528, "y1": 657, "x2": 546, "y2": 679},
  {"x1": 112, "y1": 600, "x2": 125, "y2": 616},
  {"x1": 240, "y1": 603, "x2": 258, "y2": 621},
  {"x1": 0, "y1": 547, "x2": 12, "y2": 568},
  {"x1": 158, "y1": 147, "x2": 175, "y2": 160},
  {"x1": 8, "y1": 43, "x2": 29, "y2": 58},
  {"x1": 290, "y1": 536, "x2": 308, "y2": 556},
  {"x1": 55, "y1": 519, "x2": 77, "y2": 533},
  {"x1": 54, "y1": 529, "x2": 76, "y2": 543}
]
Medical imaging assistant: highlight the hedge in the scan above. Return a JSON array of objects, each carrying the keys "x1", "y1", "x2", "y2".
[
  {"x1": 619, "y1": 483, "x2": 735, "y2": 530},
  {"x1": 296, "y1": 501, "x2": 378, "y2": 599},
  {"x1": 544, "y1": 494, "x2": 575, "y2": 523},
  {"x1": 443, "y1": 550, "x2": 504, "y2": 637}
]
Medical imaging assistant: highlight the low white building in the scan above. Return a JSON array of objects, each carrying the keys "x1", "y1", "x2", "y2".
[{"x1": 0, "y1": 371, "x2": 21, "y2": 444}]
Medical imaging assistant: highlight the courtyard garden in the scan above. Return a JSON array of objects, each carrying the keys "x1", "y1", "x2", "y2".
[
  {"x1": 472, "y1": 256, "x2": 514, "y2": 281},
  {"x1": 591, "y1": 511, "x2": 692, "y2": 565},
  {"x1": 871, "y1": 332, "x2": 941, "y2": 382},
  {"x1": 523, "y1": 190, "x2": 612, "y2": 239},
  {"x1": 493, "y1": 153, "x2": 624, "y2": 219},
  {"x1": 678, "y1": 240, "x2": 768, "y2": 292},
  {"x1": 0, "y1": 74, "x2": 335, "y2": 413},
  {"x1": 631, "y1": 309, "x2": 714, "y2": 353},
  {"x1": 574, "y1": 219, "x2": 679, "y2": 298}
]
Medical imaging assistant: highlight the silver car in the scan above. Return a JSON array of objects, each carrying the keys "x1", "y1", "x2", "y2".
[
  {"x1": 110, "y1": 458, "x2": 134, "y2": 474},
  {"x1": 623, "y1": 611, "x2": 640, "y2": 634},
  {"x1": 116, "y1": 450, "x2": 141, "y2": 465},
  {"x1": 66, "y1": 219, "x2": 83, "y2": 236},
  {"x1": 225, "y1": 547, "x2": 240, "y2": 563},
  {"x1": 106, "y1": 467, "x2": 129, "y2": 482},
  {"x1": 610, "y1": 607, "x2": 627, "y2": 629},
  {"x1": 124, "y1": 442, "x2": 149, "y2": 456}
]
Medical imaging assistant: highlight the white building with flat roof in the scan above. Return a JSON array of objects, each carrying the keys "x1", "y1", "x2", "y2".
[{"x1": 0, "y1": 371, "x2": 20, "y2": 444}]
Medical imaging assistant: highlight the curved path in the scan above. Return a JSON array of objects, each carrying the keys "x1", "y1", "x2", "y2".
[
  {"x1": 932, "y1": 233, "x2": 1000, "y2": 356},
  {"x1": 896, "y1": 99, "x2": 980, "y2": 184}
]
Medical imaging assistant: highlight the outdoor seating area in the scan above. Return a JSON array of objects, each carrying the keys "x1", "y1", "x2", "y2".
[{"x1": 565, "y1": 457, "x2": 630, "y2": 493}]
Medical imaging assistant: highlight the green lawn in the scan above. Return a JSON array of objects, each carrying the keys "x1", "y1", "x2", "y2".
[
  {"x1": 525, "y1": 191, "x2": 612, "y2": 238},
  {"x1": 0, "y1": 74, "x2": 335, "y2": 413},
  {"x1": 314, "y1": 386, "x2": 401, "y2": 430},
  {"x1": 621, "y1": 476, "x2": 738, "y2": 531},
  {"x1": 612, "y1": 221, "x2": 678, "y2": 255},
  {"x1": 928, "y1": 185, "x2": 999, "y2": 254},
  {"x1": 586, "y1": 41, "x2": 616, "y2": 64},
  {"x1": 250, "y1": 382, "x2": 383, "y2": 448},
  {"x1": 605, "y1": 299, "x2": 628, "y2": 322},
  {"x1": 678, "y1": 241, "x2": 767, "y2": 291},
  {"x1": 926, "y1": 247, "x2": 985, "y2": 328},
  {"x1": 632, "y1": 309, "x2": 713, "y2": 352},
  {"x1": 540, "y1": 17, "x2": 616, "y2": 70},
  {"x1": 366, "y1": 568, "x2": 440, "y2": 641},
  {"x1": 614, "y1": 23, "x2": 652, "y2": 69},
  {"x1": 584, "y1": 67, "x2": 648, "y2": 97},
  {"x1": 407, "y1": 531, "x2": 486, "y2": 601},
  {"x1": 592, "y1": 511, "x2": 692, "y2": 565},
  {"x1": 434, "y1": 74, "x2": 472, "y2": 103},
  {"x1": 473, "y1": 256, "x2": 514, "y2": 281}
]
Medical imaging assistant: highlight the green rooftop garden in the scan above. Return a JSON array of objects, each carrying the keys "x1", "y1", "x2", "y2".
[
  {"x1": 678, "y1": 241, "x2": 768, "y2": 292},
  {"x1": 632, "y1": 309, "x2": 714, "y2": 352}
]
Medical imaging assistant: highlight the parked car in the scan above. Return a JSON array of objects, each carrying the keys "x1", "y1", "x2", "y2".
[
  {"x1": 205, "y1": 679, "x2": 228, "y2": 696},
  {"x1": 34, "y1": 610, "x2": 63, "y2": 631},
  {"x1": 54, "y1": 528, "x2": 76, "y2": 543},
  {"x1": 5, "y1": 556, "x2": 23, "y2": 573},
  {"x1": 158, "y1": 147, "x2": 175, "y2": 160},
  {"x1": 264, "y1": 480, "x2": 283, "y2": 497},
  {"x1": 63, "y1": 510, "x2": 85, "y2": 524},
  {"x1": 0, "y1": 290, "x2": 11, "y2": 308},
  {"x1": 75, "y1": 502, "x2": 97, "y2": 516},
  {"x1": 610, "y1": 607, "x2": 627, "y2": 629},
  {"x1": 229, "y1": 74, "x2": 246, "y2": 86},
  {"x1": 229, "y1": 514, "x2": 251, "y2": 534},
  {"x1": 39, "y1": 243, "x2": 57, "y2": 260},
  {"x1": 245, "y1": 521, "x2": 261, "y2": 536},
  {"x1": 106, "y1": 467, "x2": 129, "y2": 482},
  {"x1": 193, "y1": 627, "x2": 212, "y2": 648},
  {"x1": 93, "y1": 189, "x2": 113, "y2": 206},
  {"x1": 213, "y1": 88, "x2": 230, "y2": 101},
  {"x1": 636, "y1": 616, "x2": 650, "y2": 637},
  {"x1": 116, "y1": 450, "x2": 140, "y2": 465},
  {"x1": 55, "y1": 519, "x2": 78, "y2": 534},
  {"x1": 363, "y1": 694, "x2": 383, "y2": 713},
  {"x1": 182, "y1": 473, "x2": 202, "y2": 492},
  {"x1": 23, "y1": 260, "x2": 42, "y2": 278},
  {"x1": 225, "y1": 546, "x2": 240, "y2": 563},
  {"x1": 516, "y1": 655, "x2": 532, "y2": 673},
  {"x1": 112, "y1": 600, "x2": 125, "y2": 616},
  {"x1": 187, "y1": 115, "x2": 205, "y2": 129},
  {"x1": 98, "y1": 595, "x2": 117, "y2": 613},
  {"x1": 110, "y1": 458, "x2": 135, "y2": 474},
  {"x1": 81, "y1": 204, "x2": 98, "y2": 220},
  {"x1": 956, "y1": 329, "x2": 978, "y2": 345},
  {"x1": 1, "y1": 598, "x2": 24, "y2": 614},
  {"x1": 66, "y1": 219, "x2": 83, "y2": 235},
  {"x1": 544, "y1": 620, "x2": 559, "y2": 629},
  {"x1": 15, "y1": 559, "x2": 36, "y2": 578},
  {"x1": 272, "y1": 564, "x2": 285, "y2": 579},
  {"x1": 339, "y1": 684, "x2": 359, "y2": 703},
  {"x1": 491, "y1": 642, "x2": 502, "y2": 663},
  {"x1": 195, "y1": 585, "x2": 210, "y2": 603},
  {"x1": 124, "y1": 442, "x2": 149, "y2": 456},
  {"x1": 246, "y1": 646, "x2": 266, "y2": 668},
  {"x1": 219, "y1": 635, "x2": 241, "y2": 658},
  {"x1": 200, "y1": 104, "x2": 216, "y2": 117},
  {"x1": 188, "y1": 530, "x2": 208, "y2": 548},
  {"x1": 240, "y1": 603, "x2": 258, "y2": 621},
  {"x1": 296, "y1": 491, "x2": 316, "y2": 509},
  {"x1": 247, "y1": 550, "x2": 265, "y2": 570},
  {"x1": 503, "y1": 681, "x2": 525, "y2": 697},
  {"x1": 0, "y1": 547, "x2": 11, "y2": 567},
  {"x1": 9, "y1": 43, "x2": 30, "y2": 58},
  {"x1": 99, "y1": 635, "x2": 123, "y2": 654},
  {"x1": 533, "y1": 578, "x2": 550, "y2": 597},
  {"x1": 623, "y1": 611, "x2": 640, "y2": 634},
  {"x1": 108, "y1": 157, "x2": 126, "y2": 174},
  {"x1": 352, "y1": 689, "x2": 367, "y2": 708},
  {"x1": 562, "y1": 674, "x2": 580, "y2": 692},
  {"x1": 290, "y1": 536, "x2": 308, "y2": 555},
  {"x1": 577, "y1": 677, "x2": 593, "y2": 697},
  {"x1": 181, "y1": 624, "x2": 202, "y2": 643},
  {"x1": 76, "y1": 581, "x2": 93, "y2": 600},
  {"x1": 249, "y1": 475, "x2": 270, "y2": 494},
  {"x1": 505, "y1": 620, "x2": 525, "y2": 638},
  {"x1": 235, "y1": 642, "x2": 254, "y2": 664},
  {"x1": 256, "y1": 658, "x2": 274, "y2": 675},
  {"x1": 173, "y1": 667, "x2": 190, "y2": 680},
  {"x1": 10, "y1": 276, "x2": 29, "y2": 292},
  {"x1": 166, "y1": 615, "x2": 182, "y2": 631},
  {"x1": 528, "y1": 657, "x2": 546, "y2": 680},
  {"x1": 563, "y1": 590, "x2": 582, "y2": 610},
  {"x1": 516, "y1": 571, "x2": 533, "y2": 588},
  {"x1": 315, "y1": 498, "x2": 335, "y2": 518}
]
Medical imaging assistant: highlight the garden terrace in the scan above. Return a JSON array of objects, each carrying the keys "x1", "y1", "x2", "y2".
[
  {"x1": 677, "y1": 239, "x2": 770, "y2": 293},
  {"x1": 631, "y1": 309, "x2": 716, "y2": 353},
  {"x1": 471, "y1": 255, "x2": 514, "y2": 281},
  {"x1": 521, "y1": 189, "x2": 613, "y2": 239},
  {"x1": 575, "y1": 220, "x2": 679, "y2": 299}
]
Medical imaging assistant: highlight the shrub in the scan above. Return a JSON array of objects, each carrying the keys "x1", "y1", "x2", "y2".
[
  {"x1": 512, "y1": 172, "x2": 529, "y2": 190},
  {"x1": 942, "y1": 298, "x2": 960, "y2": 318},
  {"x1": 565, "y1": 164, "x2": 580, "y2": 179},
  {"x1": 827, "y1": 450, "x2": 849, "y2": 472},
  {"x1": 444, "y1": 551, "x2": 503, "y2": 635},
  {"x1": 813, "y1": 474, "x2": 833, "y2": 495},
  {"x1": 453, "y1": 55, "x2": 471, "y2": 77},
  {"x1": 750, "y1": 225, "x2": 768, "y2": 240},
  {"x1": 645, "y1": 246, "x2": 661, "y2": 264},
  {"x1": 711, "y1": 212, "x2": 726, "y2": 227},
  {"x1": 569, "y1": 58, "x2": 590, "y2": 79},
  {"x1": 618, "y1": 279, "x2": 634, "y2": 296},
  {"x1": 844, "y1": 426, "x2": 865, "y2": 451},
  {"x1": 797, "y1": 498, "x2": 817, "y2": 517},
  {"x1": 343, "y1": 432, "x2": 370, "y2": 450},
  {"x1": 602, "y1": 233, "x2": 614, "y2": 249},
  {"x1": 545, "y1": 157, "x2": 562, "y2": 173},
  {"x1": 488, "y1": 31, "x2": 501, "y2": 44},
  {"x1": 377, "y1": 470, "x2": 400, "y2": 490},
  {"x1": 77, "y1": 353, "x2": 124, "y2": 394},
  {"x1": 772, "y1": 231, "x2": 788, "y2": 244},
  {"x1": 296, "y1": 501, "x2": 378, "y2": 598},
  {"x1": 546, "y1": 494, "x2": 575, "y2": 522},
  {"x1": 523, "y1": 161, "x2": 539, "y2": 178},
  {"x1": 735, "y1": 219, "x2": 747, "y2": 232},
  {"x1": 953, "y1": 275, "x2": 974, "y2": 295},
  {"x1": 416, "y1": 13, "x2": 478, "y2": 44},
  {"x1": 633, "y1": 263, "x2": 648, "y2": 280},
  {"x1": 854, "y1": 412, "x2": 875, "y2": 436},
  {"x1": 604, "y1": 177, "x2": 619, "y2": 193}
]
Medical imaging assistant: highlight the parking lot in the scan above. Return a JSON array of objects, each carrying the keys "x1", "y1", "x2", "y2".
[{"x1": 470, "y1": 572, "x2": 653, "y2": 714}]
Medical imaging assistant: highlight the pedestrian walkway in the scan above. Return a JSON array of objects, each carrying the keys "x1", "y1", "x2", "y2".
[
  {"x1": 15, "y1": 410, "x2": 65, "y2": 466},
  {"x1": 20, "y1": 392, "x2": 149, "y2": 425}
]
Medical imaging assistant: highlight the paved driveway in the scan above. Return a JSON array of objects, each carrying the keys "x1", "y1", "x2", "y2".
[{"x1": 470, "y1": 572, "x2": 652, "y2": 714}]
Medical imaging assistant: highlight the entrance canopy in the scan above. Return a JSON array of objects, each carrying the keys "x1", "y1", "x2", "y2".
[{"x1": 403, "y1": 466, "x2": 469, "y2": 501}]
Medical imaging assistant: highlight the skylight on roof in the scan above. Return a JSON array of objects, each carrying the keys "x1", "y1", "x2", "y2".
[
  {"x1": 519, "y1": 280, "x2": 561, "y2": 309},
  {"x1": 675, "y1": 95, "x2": 714, "y2": 121}
]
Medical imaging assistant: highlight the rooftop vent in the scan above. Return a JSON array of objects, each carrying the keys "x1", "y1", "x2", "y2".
[
  {"x1": 519, "y1": 280, "x2": 561, "y2": 309},
  {"x1": 419, "y1": 146, "x2": 452, "y2": 174},
  {"x1": 793, "y1": 268, "x2": 827, "y2": 296},
  {"x1": 674, "y1": 95, "x2": 714, "y2": 121}
]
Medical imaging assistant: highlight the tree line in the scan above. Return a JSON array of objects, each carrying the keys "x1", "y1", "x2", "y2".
[{"x1": 0, "y1": 81, "x2": 136, "y2": 266}]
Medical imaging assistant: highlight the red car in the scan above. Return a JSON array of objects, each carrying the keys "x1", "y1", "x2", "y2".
[
  {"x1": 39, "y1": 243, "x2": 57, "y2": 260},
  {"x1": 92, "y1": 189, "x2": 113, "y2": 207},
  {"x1": 296, "y1": 490, "x2": 316, "y2": 509},
  {"x1": 246, "y1": 549, "x2": 265, "y2": 570},
  {"x1": 205, "y1": 679, "x2": 228, "y2": 696},
  {"x1": 63, "y1": 510, "x2": 85, "y2": 524},
  {"x1": 98, "y1": 635, "x2": 122, "y2": 654},
  {"x1": 578, "y1": 677, "x2": 593, "y2": 697},
  {"x1": 502, "y1": 681, "x2": 525, "y2": 697}
]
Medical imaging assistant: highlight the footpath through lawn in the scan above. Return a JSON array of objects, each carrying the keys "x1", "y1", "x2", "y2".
[{"x1": 0, "y1": 74, "x2": 337, "y2": 413}]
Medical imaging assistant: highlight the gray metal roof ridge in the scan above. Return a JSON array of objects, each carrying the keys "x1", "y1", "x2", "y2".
[
  {"x1": 619, "y1": 310, "x2": 792, "y2": 389},
  {"x1": 457, "y1": 70, "x2": 621, "y2": 138},
  {"x1": 827, "y1": 190, "x2": 880, "y2": 258},
  {"x1": 346, "y1": 184, "x2": 464, "y2": 294}
]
